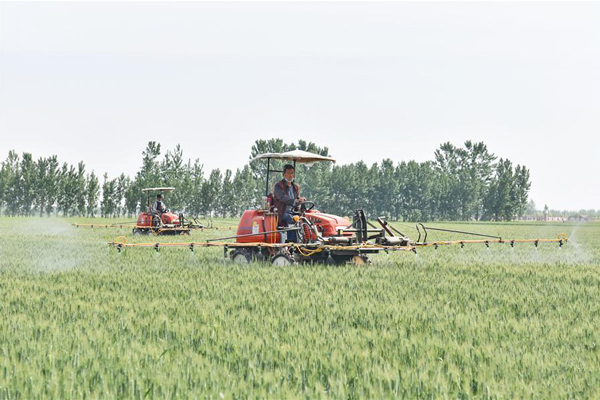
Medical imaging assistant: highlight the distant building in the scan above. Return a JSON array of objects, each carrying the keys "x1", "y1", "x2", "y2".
[
  {"x1": 516, "y1": 214, "x2": 596, "y2": 222},
  {"x1": 516, "y1": 215, "x2": 566, "y2": 222},
  {"x1": 518, "y1": 215, "x2": 541, "y2": 221},
  {"x1": 567, "y1": 214, "x2": 593, "y2": 222}
]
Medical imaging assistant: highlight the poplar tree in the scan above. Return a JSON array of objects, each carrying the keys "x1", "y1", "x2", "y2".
[
  {"x1": 19, "y1": 153, "x2": 37, "y2": 216},
  {"x1": 76, "y1": 161, "x2": 87, "y2": 216},
  {"x1": 44, "y1": 156, "x2": 59, "y2": 216},
  {"x1": 1, "y1": 151, "x2": 20, "y2": 216},
  {"x1": 86, "y1": 171, "x2": 100, "y2": 217},
  {"x1": 219, "y1": 170, "x2": 235, "y2": 217}
]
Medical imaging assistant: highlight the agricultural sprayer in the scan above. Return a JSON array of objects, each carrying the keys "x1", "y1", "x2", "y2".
[
  {"x1": 74, "y1": 187, "x2": 203, "y2": 235},
  {"x1": 108, "y1": 150, "x2": 567, "y2": 264}
]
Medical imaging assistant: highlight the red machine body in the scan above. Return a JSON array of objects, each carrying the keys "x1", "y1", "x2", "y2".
[
  {"x1": 305, "y1": 209, "x2": 352, "y2": 238},
  {"x1": 136, "y1": 211, "x2": 181, "y2": 227},
  {"x1": 235, "y1": 209, "x2": 351, "y2": 244},
  {"x1": 235, "y1": 210, "x2": 279, "y2": 243}
]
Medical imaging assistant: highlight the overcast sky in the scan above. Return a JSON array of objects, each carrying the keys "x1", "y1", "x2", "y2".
[{"x1": 1, "y1": 1, "x2": 598, "y2": 210}]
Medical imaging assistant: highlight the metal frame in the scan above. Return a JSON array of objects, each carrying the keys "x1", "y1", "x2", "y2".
[{"x1": 264, "y1": 158, "x2": 297, "y2": 196}]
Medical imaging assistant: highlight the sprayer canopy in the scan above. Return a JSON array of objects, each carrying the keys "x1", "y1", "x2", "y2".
[
  {"x1": 251, "y1": 150, "x2": 336, "y2": 166},
  {"x1": 142, "y1": 187, "x2": 175, "y2": 194}
]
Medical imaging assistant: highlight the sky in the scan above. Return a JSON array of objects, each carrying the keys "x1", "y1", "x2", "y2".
[{"x1": 0, "y1": 1, "x2": 598, "y2": 210}]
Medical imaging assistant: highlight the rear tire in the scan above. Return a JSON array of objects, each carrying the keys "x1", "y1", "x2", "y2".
[
  {"x1": 271, "y1": 254, "x2": 294, "y2": 266},
  {"x1": 231, "y1": 250, "x2": 251, "y2": 264}
]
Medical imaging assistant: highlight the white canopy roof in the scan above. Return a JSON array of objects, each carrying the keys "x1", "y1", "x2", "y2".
[
  {"x1": 251, "y1": 150, "x2": 336, "y2": 165},
  {"x1": 142, "y1": 187, "x2": 175, "y2": 193}
]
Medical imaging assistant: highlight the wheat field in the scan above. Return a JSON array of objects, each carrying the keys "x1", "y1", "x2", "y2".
[{"x1": 1, "y1": 217, "x2": 598, "y2": 398}]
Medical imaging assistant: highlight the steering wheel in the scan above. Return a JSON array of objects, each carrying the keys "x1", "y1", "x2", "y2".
[{"x1": 296, "y1": 201, "x2": 315, "y2": 212}]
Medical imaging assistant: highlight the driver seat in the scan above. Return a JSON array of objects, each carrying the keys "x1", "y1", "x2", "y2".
[{"x1": 266, "y1": 193, "x2": 276, "y2": 212}]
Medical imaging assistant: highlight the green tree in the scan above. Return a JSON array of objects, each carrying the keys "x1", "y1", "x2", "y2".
[
  {"x1": 1, "y1": 151, "x2": 20, "y2": 216},
  {"x1": 76, "y1": 161, "x2": 87, "y2": 216},
  {"x1": 463, "y1": 141, "x2": 496, "y2": 220},
  {"x1": 483, "y1": 159, "x2": 514, "y2": 221},
  {"x1": 161, "y1": 144, "x2": 185, "y2": 210},
  {"x1": 34, "y1": 157, "x2": 48, "y2": 216},
  {"x1": 115, "y1": 174, "x2": 130, "y2": 217},
  {"x1": 101, "y1": 173, "x2": 117, "y2": 218},
  {"x1": 57, "y1": 163, "x2": 78, "y2": 216},
  {"x1": 433, "y1": 142, "x2": 461, "y2": 220},
  {"x1": 433, "y1": 141, "x2": 497, "y2": 220},
  {"x1": 123, "y1": 180, "x2": 139, "y2": 217},
  {"x1": 44, "y1": 156, "x2": 60, "y2": 216},
  {"x1": 397, "y1": 161, "x2": 426, "y2": 221},
  {"x1": 219, "y1": 169, "x2": 234, "y2": 217},
  {"x1": 86, "y1": 171, "x2": 100, "y2": 217},
  {"x1": 511, "y1": 165, "x2": 531, "y2": 218},
  {"x1": 231, "y1": 165, "x2": 256, "y2": 216},
  {"x1": 0, "y1": 139, "x2": 532, "y2": 222},
  {"x1": 19, "y1": 153, "x2": 36, "y2": 216},
  {"x1": 372, "y1": 159, "x2": 398, "y2": 219},
  {"x1": 0, "y1": 159, "x2": 6, "y2": 214},
  {"x1": 201, "y1": 169, "x2": 222, "y2": 216},
  {"x1": 186, "y1": 159, "x2": 204, "y2": 217},
  {"x1": 135, "y1": 142, "x2": 162, "y2": 207}
]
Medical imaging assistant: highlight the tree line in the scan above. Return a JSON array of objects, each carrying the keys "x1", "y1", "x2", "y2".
[{"x1": 0, "y1": 139, "x2": 536, "y2": 221}]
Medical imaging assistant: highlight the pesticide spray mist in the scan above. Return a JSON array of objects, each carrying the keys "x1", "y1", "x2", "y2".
[{"x1": 11, "y1": 218, "x2": 86, "y2": 272}]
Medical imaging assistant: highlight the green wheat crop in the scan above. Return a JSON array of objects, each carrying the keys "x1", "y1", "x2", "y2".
[{"x1": 1, "y1": 218, "x2": 599, "y2": 398}]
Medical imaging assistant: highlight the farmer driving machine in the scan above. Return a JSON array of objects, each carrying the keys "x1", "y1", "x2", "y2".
[
  {"x1": 109, "y1": 150, "x2": 567, "y2": 264},
  {"x1": 72, "y1": 187, "x2": 217, "y2": 235},
  {"x1": 132, "y1": 187, "x2": 203, "y2": 235},
  {"x1": 226, "y1": 150, "x2": 410, "y2": 264}
]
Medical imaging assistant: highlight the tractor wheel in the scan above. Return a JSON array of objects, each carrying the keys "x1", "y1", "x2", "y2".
[
  {"x1": 271, "y1": 254, "x2": 294, "y2": 266},
  {"x1": 231, "y1": 250, "x2": 251, "y2": 264},
  {"x1": 133, "y1": 228, "x2": 141, "y2": 236}
]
